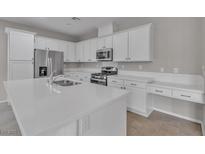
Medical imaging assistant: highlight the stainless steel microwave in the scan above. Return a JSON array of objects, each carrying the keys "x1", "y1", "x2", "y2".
[{"x1": 96, "y1": 48, "x2": 113, "y2": 61}]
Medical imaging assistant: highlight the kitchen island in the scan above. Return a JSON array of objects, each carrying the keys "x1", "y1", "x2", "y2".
[{"x1": 4, "y1": 78, "x2": 128, "y2": 136}]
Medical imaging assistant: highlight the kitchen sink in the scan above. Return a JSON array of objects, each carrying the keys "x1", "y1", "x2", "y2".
[{"x1": 53, "y1": 80, "x2": 81, "y2": 87}]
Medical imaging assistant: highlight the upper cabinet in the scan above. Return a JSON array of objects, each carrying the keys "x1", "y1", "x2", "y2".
[
  {"x1": 113, "y1": 32, "x2": 129, "y2": 61},
  {"x1": 97, "y1": 35, "x2": 113, "y2": 49},
  {"x1": 90, "y1": 38, "x2": 97, "y2": 62},
  {"x1": 34, "y1": 23, "x2": 153, "y2": 63},
  {"x1": 35, "y1": 36, "x2": 76, "y2": 62},
  {"x1": 35, "y1": 36, "x2": 58, "y2": 51},
  {"x1": 76, "y1": 42, "x2": 84, "y2": 62},
  {"x1": 9, "y1": 31, "x2": 34, "y2": 61},
  {"x1": 128, "y1": 23, "x2": 153, "y2": 61},
  {"x1": 58, "y1": 41, "x2": 76, "y2": 62},
  {"x1": 76, "y1": 38, "x2": 97, "y2": 62},
  {"x1": 113, "y1": 23, "x2": 153, "y2": 62}
]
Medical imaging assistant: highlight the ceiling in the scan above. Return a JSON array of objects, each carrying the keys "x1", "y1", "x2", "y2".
[{"x1": 0, "y1": 17, "x2": 150, "y2": 40}]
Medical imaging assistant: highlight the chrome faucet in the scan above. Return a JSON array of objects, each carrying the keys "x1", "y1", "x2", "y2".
[{"x1": 47, "y1": 56, "x2": 64, "y2": 85}]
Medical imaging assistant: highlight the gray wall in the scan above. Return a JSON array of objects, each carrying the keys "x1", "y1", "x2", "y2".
[
  {"x1": 0, "y1": 20, "x2": 77, "y2": 101},
  {"x1": 68, "y1": 18, "x2": 203, "y2": 75}
]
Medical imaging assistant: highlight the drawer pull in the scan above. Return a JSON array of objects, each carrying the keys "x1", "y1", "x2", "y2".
[
  {"x1": 130, "y1": 83, "x2": 137, "y2": 86},
  {"x1": 180, "y1": 94, "x2": 191, "y2": 98},
  {"x1": 112, "y1": 81, "x2": 117, "y2": 83},
  {"x1": 155, "y1": 89, "x2": 163, "y2": 93}
]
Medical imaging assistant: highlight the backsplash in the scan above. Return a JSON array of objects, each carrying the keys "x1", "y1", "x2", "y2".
[{"x1": 64, "y1": 61, "x2": 203, "y2": 75}]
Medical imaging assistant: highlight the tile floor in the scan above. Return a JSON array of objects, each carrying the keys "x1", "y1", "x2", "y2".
[
  {"x1": 127, "y1": 111, "x2": 203, "y2": 136},
  {"x1": 0, "y1": 103, "x2": 21, "y2": 136},
  {"x1": 0, "y1": 103, "x2": 203, "y2": 136}
]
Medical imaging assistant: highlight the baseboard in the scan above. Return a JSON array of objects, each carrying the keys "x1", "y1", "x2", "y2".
[
  {"x1": 153, "y1": 107, "x2": 202, "y2": 124},
  {"x1": 127, "y1": 107, "x2": 153, "y2": 118}
]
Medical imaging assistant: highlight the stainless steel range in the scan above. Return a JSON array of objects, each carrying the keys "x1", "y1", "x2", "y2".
[{"x1": 90, "y1": 67, "x2": 118, "y2": 86}]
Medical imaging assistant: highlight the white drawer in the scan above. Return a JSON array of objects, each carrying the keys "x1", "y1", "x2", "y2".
[
  {"x1": 108, "y1": 78, "x2": 124, "y2": 85},
  {"x1": 125, "y1": 80, "x2": 146, "y2": 89},
  {"x1": 147, "y1": 86, "x2": 172, "y2": 97},
  {"x1": 172, "y1": 89, "x2": 204, "y2": 103}
]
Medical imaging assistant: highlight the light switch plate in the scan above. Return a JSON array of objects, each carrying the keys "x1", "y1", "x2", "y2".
[
  {"x1": 138, "y1": 65, "x2": 143, "y2": 70},
  {"x1": 160, "y1": 67, "x2": 164, "y2": 72},
  {"x1": 173, "y1": 68, "x2": 179, "y2": 74}
]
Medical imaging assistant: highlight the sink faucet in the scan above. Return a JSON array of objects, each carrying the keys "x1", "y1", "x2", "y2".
[{"x1": 47, "y1": 57, "x2": 64, "y2": 85}]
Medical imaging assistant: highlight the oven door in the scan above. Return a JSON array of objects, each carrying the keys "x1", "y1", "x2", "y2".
[
  {"x1": 96, "y1": 49, "x2": 113, "y2": 61},
  {"x1": 90, "y1": 78, "x2": 107, "y2": 86}
]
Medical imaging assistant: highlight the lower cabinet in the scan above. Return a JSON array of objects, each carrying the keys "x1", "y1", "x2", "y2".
[
  {"x1": 107, "y1": 77, "x2": 153, "y2": 117},
  {"x1": 40, "y1": 95, "x2": 127, "y2": 136}
]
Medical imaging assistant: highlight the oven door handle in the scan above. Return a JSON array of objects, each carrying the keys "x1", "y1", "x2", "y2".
[{"x1": 90, "y1": 78, "x2": 106, "y2": 82}]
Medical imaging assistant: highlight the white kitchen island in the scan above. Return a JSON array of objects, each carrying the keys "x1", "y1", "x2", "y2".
[{"x1": 4, "y1": 78, "x2": 128, "y2": 136}]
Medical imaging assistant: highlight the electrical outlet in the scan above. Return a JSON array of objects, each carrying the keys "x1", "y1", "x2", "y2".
[
  {"x1": 160, "y1": 67, "x2": 164, "y2": 72},
  {"x1": 138, "y1": 65, "x2": 143, "y2": 70},
  {"x1": 173, "y1": 68, "x2": 179, "y2": 74}
]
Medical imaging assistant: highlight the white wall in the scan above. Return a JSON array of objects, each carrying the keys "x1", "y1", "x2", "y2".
[{"x1": 0, "y1": 20, "x2": 77, "y2": 101}]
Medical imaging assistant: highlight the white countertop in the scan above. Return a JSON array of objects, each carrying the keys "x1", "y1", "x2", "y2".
[
  {"x1": 4, "y1": 78, "x2": 128, "y2": 135},
  {"x1": 108, "y1": 75, "x2": 154, "y2": 83}
]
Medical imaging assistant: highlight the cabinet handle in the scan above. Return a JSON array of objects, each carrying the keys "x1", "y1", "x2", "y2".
[
  {"x1": 130, "y1": 83, "x2": 137, "y2": 86},
  {"x1": 155, "y1": 89, "x2": 163, "y2": 93},
  {"x1": 112, "y1": 80, "x2": 117, "y2": 83},
  {"x1": 180, "y1": 94, "x2": 191, "y2": 98}
]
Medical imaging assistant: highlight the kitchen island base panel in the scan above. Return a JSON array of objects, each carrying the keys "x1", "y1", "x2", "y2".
[{"x1": 39, "y1": 96, "x2": 127, "y2": 136}]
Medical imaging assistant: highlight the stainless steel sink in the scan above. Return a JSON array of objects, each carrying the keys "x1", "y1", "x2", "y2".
[{"x1": 53, "y1": 80, "x2": 81, "y2": 86}]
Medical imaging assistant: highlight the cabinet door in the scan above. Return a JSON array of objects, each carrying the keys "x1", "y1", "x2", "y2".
[
  {"x1": 126, "y1": 86, "x2": 147, "y2": 114},
  {"x1": 46, "y1": 39, "x2": 59, "y2": 51},
  {"x1": 58, "y1": 41, "x2": 69, "y2": 62},
  {"x1": 35, "y1": 36, "x2": 47, "y2": 50},
  {"x1": 97, "y1": 37, "x2": 105, "y2": 49},
  {"x1": 9, "y1": 31, "x2": 34, "y2": 60},
  {"x1": 68, "y1": 42, "x2": 76, "y2": 62},
  {"x1": 129, "y1": 24, "x2": 152, "y2": 61},
  {"x1": 113, "y1": 32, "x2": 128, "y2": 61},
  {"x1": 104, "y1": 35, "x2": 113, "y2": 48},
  {"x1": 90, "y1": 38, "x2": 97, "y2": 62},
  {"x1": 9, "y1": 61, "x2": 33, "y2": 80},
  {"x1": 83, "y1": 40, "x2": 91, "y2": 62},
  {"x1": 76, "y1": 42, "x2": 84, "y2": 62}
]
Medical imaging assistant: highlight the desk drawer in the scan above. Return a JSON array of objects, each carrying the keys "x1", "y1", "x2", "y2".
[
  {"x1": 173, "y1": 89, "x2": 204, "y2": 103},
  {"x1": 147, "y1": 86, "x2": 172, "y2": 97},
  {"x1": 125, "y1": 80, "x2": 146, "y2": 89}
]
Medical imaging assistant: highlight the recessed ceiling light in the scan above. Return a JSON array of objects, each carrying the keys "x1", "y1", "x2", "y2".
[{"x1": 72, "y1": 17, "x2": 80, "y2": 21}]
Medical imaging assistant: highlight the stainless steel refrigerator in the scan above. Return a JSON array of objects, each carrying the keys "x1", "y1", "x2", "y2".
[{"x1": 34, "y1": 49, "x2": 64, "y2": 78}]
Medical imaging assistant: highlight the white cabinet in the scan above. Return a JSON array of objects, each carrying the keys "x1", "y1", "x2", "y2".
[
  {"x1": 9, "y1": 31, "x2": 34, "y2": 60},
  {"x1": 113, "y1": 32, "x2": 129, "y2": 61},
  {"x1": 46, "y1": 38, "x2": 59, "y2": 51},
  {"x1": 124, "y1": 80, "x2": 151, "y2": 117},
  {"x1": 76, "y1": 39, "x2": 97, "y2": 62},
  {"x1": 107, "y1": 77, "x2": 153, "y2": 117},
  {"x1": 59, "y1": 41, "x2": 76, "y2": 62},
  {"x1": 35, "y1": 36, "x2": 65, "y2": 51},
  {"x1": 97, "y1": 35, "x2": 113, "y2": 49},
  {"x1": 9, "y1": 61, "x2": 33, "y2": 80},
  {"x1": 128, "y1": 23, "x2": 153, "y2": 61},
  {"x1": 76, "y1": 42, "x2": 84, "y2": 62},
  {"x1": 90, "y1": 38, "x2": 97, "y2": 62},
  {"x1": 6, "y1": 29, "x2": 35, "y2": 81},
  {"x1": 83, "y1": 40, "x2": 91, "y2": 62}
]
